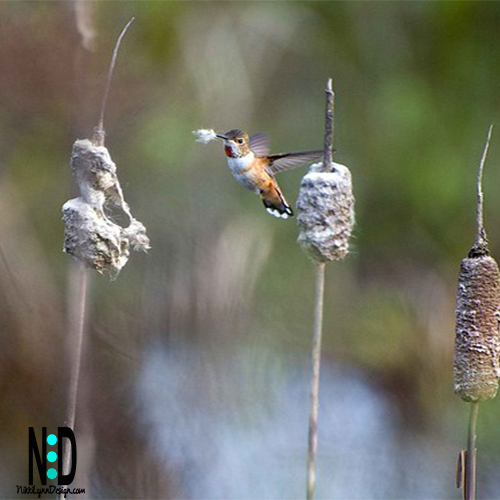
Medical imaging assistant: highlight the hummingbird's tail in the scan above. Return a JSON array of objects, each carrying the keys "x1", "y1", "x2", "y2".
[{"x1": 261, "y1": 186, "x2": 293, "y2": 219}]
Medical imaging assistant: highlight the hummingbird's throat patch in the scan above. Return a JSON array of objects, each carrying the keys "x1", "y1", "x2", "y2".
[
  {"x1": 225, "y1": 145, "x2": 238, "y2": 158},
  {"x1": 225, "y1": 142, "x2": 251, "y2": 158}
]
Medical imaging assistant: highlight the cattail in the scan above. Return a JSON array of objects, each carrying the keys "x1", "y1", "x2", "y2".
[
  {"x1": 297, "y1": 161, "x2": 355, "y2": 263},
  {"x1": 300, "y1": 79, "x2": 355, "y2": 500},
  {"x1": 454, "y1": 125, "x2": 500, "y2": 402},
  {"x1": 62, "y1": 18, "x2": 149, "y2": 279},
  {"x1": 453, "y1": 126, "x2": 499, "y2": 500}
]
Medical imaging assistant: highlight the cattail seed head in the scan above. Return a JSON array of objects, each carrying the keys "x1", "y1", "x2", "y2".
[
  {"x1": 454, "y1": 253, "x2": 500, "y2": 402},
  {"x1": 63, "y1": 139, "x2": 150, "y2": 279},
  {"x1": 63, "y1": 197, "x2": 130, "y2": 277},
  {"x1": 297, "y1": 161, "x2": 355, "y2": 263}
]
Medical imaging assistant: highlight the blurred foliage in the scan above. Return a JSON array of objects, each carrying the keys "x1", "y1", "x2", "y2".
[{"x1": 2, "y1": 1, "x2": 500, "y2": 498}]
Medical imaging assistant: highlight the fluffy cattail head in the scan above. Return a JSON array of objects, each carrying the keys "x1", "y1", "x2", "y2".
[
  {"x1": 63, "y1": 139, "x2": 150, "y2": 279},
  {"x1": 63, "y1": 197, "x2": 130, "y2": 277},
  {"x1": 454, "y1": 253, "x2": 500, "y2": 401},
  {"x1": 297, "y1": 161, "x2": 355, "y2": 263}
]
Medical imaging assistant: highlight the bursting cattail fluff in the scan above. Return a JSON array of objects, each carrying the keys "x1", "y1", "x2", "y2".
[
  {"x1": 297, "y1": 161, "x2": 355, "y2": 263},
  {"x1": 63, "y1": 139, "x2": 150, "y2": 278},
  {"x1": 454, "y1": 252, "x2": 500, "y2": 402}
]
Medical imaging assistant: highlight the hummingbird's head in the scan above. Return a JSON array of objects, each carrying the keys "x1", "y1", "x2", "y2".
[{"x1": 216, "y1": 129, "x2": 252, "y2": 158}]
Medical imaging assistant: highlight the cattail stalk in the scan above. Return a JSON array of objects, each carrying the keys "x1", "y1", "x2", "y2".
[
  {"x1": 466, "y1": 401, "x2": 479, "y2": 500},
  {"x1": 61, "y1": 263, "x2": 89, "y2": 482},
  {"x1": 299, "y1": 79, "x2": 355, "y2": 500},
  {"x1": 93, "y1": 17, "x2": 135, "y2": 146},
  {"x1": 323, "y1": 79, "x2": 334, "y2": 172},
  {"x1": 474, "y1": 126, "x2": 490, "y2": 253},
  {"x1": 304, "y1": 79, "x2": 333, "y2": 500},
  {"x1": 306, "y1": 262, "x2": 325, "y2": 500}
]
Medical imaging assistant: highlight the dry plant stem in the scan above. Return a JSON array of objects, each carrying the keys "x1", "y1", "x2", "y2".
[
  {"x1": 59, "y1": 264, "x2": 89, "y2": 498},
  {"x1": 322, "y1": 79, "x2": 334, "y2": 173},
  {"x1": 306, "y1": 262, "x2": 326, "y2": 500},
  {"x1": 93, "y1": 17, "x2": 135, "y2": 146},
  {"x1": 474, "y1": 125, "x2": 493, "y2": 252},
  {"x1": 466, "y1": 402, "x2": 479, "y2": 500}
]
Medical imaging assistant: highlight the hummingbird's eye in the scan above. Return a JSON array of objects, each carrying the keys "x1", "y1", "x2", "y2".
[{"x1": 237, "y1": 138, "x2": 244, "y2": 144}]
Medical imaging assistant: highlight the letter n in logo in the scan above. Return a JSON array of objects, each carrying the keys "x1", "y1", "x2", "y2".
[{"x1": 29, "y1": 427, "x2": 47, "y2": 485}]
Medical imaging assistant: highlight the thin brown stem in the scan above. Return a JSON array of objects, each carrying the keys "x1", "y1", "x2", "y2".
[
  {"x1": 466, "y1": 402, "x2": 479, "y2": 500},
  {"x1": 306, "y1": 262, "x2": 325, "y2": 500},
  {"x1": 473, "y1": 124, "x2": 493, "y2": 253},
  {"x1": 58, "y1": 263, "x2": 89, "y2": 499},
  {"x1": 322, "y1": 78, "x2": 334, "y2": 173},
  {"x1": 93, "y1": 17, "x2": 135, "y2": 146}
]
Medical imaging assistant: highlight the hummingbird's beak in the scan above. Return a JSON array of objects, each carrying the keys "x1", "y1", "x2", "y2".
[{"x1": 216, "y1": 133, "x2": 228, "y2": 140}]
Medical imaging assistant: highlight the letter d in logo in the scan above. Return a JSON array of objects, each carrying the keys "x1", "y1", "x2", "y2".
[{"x1": 58, "y1": 427, "x2": 77, "y2": 484}]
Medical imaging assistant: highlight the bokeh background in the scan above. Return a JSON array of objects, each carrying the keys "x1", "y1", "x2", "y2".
[{"x1": 2, "y1": 1, "x2": 500, "y2": 498}]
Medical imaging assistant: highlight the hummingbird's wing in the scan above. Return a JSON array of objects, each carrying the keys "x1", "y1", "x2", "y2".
[
  {"x1": 266, "y1": 150, "x2": 324, "y2": 175},
  {"x1": 249, "y1": 133, "x2": 270, "y2": 157}
]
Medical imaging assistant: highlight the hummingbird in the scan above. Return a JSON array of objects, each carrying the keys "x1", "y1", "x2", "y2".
[{"x1": 215, "y1": 129, "x2": 323, "y2": 219}]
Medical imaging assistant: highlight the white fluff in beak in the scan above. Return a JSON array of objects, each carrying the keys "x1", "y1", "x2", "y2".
[{"x1": 193, "y1": 129, "x2": 218, "y2": 144}]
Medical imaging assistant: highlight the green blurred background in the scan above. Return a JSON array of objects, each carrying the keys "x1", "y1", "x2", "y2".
[{"x1": 2, "y1": 1, "x2": 500, "y2": 498}]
